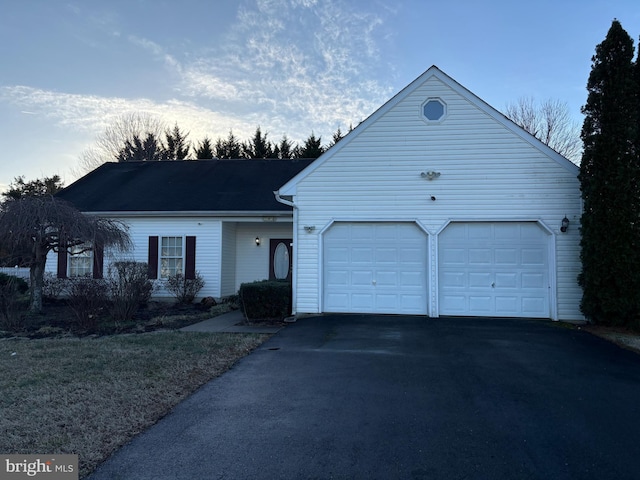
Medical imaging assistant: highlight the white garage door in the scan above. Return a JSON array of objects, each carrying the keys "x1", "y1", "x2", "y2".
[
  {"x1": 439, "y1": 222, "x2": 550, "y2": 318},
  {"x1": 324, "y1": 222, "x2": 428, "y2": 314}
]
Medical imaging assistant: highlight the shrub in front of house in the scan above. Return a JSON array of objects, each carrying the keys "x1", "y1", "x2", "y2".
[
  {"x1": 66, "y1": 277, "x2": 109, "y2": 330},
  {"x1": 0, "y1": 273, "x2": 29, "y2": 331},
  {"x1": 108, "y1": 261, "x2": 154, "y2": 324},
  {"x1": 165, "y1": 272, "x2": 205, "y2": 304},
  {"x1": 42, "y1": 272, "x2": 68, "y2": 300},
  {"x1": 238, "y1": 280, "x2": 291, "y2": 321}
]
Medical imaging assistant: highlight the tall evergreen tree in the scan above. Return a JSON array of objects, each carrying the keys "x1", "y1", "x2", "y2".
[
  {"x1": 328, "y1": 127, "x2": 344, "y2": 148},
  {"x1": 297, "y1": 132, "x2": 324, "y2": 159},
  {"x1": 164, "y1": 123, "x2": 191, "y2": 160},
  {"x1": 214, "y1": 130, "x2": 242, "y2": 159},
  {"x1": 578, "y1": 20, "x2": 640, "y2": 326},
  {"x1": 242, "y1": 126, "x2": 275, "y2": 158},
  {"x1": 276, "y1": 135, "x2": 295, "y2": 159},
  {"x1": 117, "y1": 133, "x2": 168, "y2": 162},
  {"x1": 194, "y1": 137, "x2": 215, "y2": 159}
]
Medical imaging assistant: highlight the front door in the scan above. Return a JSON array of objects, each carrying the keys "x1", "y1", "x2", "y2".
[{"x1": 269, "y1": 239, "x2": 292, "y2": 281}]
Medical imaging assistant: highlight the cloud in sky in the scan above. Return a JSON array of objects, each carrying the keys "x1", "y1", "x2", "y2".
[{"x1": 0, "y1": 0, "x2": 395, "y2": 182}]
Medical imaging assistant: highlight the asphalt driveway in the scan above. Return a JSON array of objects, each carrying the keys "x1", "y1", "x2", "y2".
[{"x1": 89, "y1": 315, "x2": 640, "y2": 480}]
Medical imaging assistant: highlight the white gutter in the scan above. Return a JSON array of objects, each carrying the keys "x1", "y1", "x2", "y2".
[{"x1": 274, "y1": 191, "x2": 295, "y2": 208}]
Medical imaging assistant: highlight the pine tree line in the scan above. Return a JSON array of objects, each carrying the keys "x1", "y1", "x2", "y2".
[{"x1": 116, "y1": 124, "x2": 351, "y2": 162}]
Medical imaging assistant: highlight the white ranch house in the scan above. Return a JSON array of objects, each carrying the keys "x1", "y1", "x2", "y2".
[{"x1": 51, "y1": 66, "x2": 583, "y2": 321}]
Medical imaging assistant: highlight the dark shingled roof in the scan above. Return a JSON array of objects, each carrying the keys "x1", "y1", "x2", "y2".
[{"x1": 56, "y1": 159, "x2": 313, "y2": 212}]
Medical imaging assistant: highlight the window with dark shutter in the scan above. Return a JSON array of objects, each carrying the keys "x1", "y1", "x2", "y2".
[
  {"x1": 57, "y1": 247, "x2": 68, "y2": 279},
  {"x1": 185, "y1": 236, "x2": 196, "y2": 280},
  {"x1": 92, "y1": 243, "x2": 104, "y2": 279},
  {"x1": 148, "y1": 236, "x2": 159, "y2": 279}
]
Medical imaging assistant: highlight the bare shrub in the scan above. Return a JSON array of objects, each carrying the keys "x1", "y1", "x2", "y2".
[
  {"x1": 107, "y1": 261, "x2": 154, "y2": 324},
  {"x1": 66, "y1": 277, "x2": 108, "y2": 330},
  {"x1": 165, "y1": 272, "x2": 205, "y2": 304},
  {"x1": 42, "y1": 273, "x2": 68, "y2": 300}
]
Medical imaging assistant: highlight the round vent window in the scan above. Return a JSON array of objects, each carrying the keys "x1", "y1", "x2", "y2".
[{"x1": 422, "y1": 98, "x2": 446, "y2": 122}]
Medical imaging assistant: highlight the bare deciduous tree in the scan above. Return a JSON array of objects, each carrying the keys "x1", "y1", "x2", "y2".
[
  {"x1": 73, "y1": 112, "x2": 167, "y2": 176},
  {"x1": 504, "y1": 97, "x2": 582, "y2": 164},
  {"x1": 0, "y1": 196, "x2": 131, "y2": 312}
]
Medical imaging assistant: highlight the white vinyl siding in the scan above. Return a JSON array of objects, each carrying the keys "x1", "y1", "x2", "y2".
[
  {"x1": 287, "y1": 73, "x2": 583, "y2": 320},
  {"x1": 234, "y1": 222, "x2": 293, "y2": 291}
]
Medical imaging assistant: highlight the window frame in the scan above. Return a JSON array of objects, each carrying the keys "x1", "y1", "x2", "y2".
[{"x1": 68, "y1": 243, "x2": 93, "y2": 278}]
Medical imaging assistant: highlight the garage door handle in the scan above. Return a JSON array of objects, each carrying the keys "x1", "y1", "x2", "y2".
[
  {"x1": 372, "y1": 280, "x2": 376, "y2": 285},
  {"x1": 491, "y1": 282, "x2": 495, "y2": 288}
]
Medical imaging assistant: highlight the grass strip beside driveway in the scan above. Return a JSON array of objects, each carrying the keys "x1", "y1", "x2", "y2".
[{"x1": 0, "y1": 331, "x2": 270, "y2": 478}]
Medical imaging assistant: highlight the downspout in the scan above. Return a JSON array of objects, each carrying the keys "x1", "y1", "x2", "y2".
[{"x1": 274, "y1": 191, "x2": 297, "y2": 315}]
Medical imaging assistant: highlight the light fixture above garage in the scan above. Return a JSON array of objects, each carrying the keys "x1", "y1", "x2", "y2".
[
  {"x1": 255, "y1": 236, "x2": 261, "y2": 246},
  {"x1": 421, "y1": 170, "x2": 441, "y2": 180}
]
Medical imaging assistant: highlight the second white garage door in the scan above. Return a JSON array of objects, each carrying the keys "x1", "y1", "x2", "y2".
[
  {"x1": 323, "y1": 222, "x2": 428, "y2": 314},
  {"x1": 438, "y1": 222, "x2": 550, "y2": 318}
]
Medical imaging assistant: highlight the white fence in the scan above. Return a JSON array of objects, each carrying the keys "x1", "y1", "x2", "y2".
[{"x1": 0, "y1": 267, "x2": 30, "y2": 282}]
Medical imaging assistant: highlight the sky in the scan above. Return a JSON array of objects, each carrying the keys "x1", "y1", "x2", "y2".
[{"x1": 1, "y1": 0, "x2": 639, "y2": 192}]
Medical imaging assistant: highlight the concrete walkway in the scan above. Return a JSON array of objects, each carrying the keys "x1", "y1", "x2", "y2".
[{"x1": 179, "y1": 309, "x2": 283, "y2": 334}]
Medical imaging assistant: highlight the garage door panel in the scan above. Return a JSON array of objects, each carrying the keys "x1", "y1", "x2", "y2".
[
  {"x1": 496, "y1": 273, "x2": 517, "y2": 288},
  {"x1": 352, "y1": 270, "x2": 373, "y2": 286},
  {"x1": 401, "y1": 271, "x2": 424, "y2": 287},
  {"x1": 469, "y1": 249, "x2": 491, "y2": 264},
  {"x1": 495, "y1": 248, "x2": 518, "y2": 265},
  {"x1": 326, "y1": 247, "x2": 349, "y2": 263},
  {"x1": 326, "y1": 270, "x2": 348, "y2": 286},
  {"x1": 470, "y1": 272, "x2": 491, "y2": 287},
  {"x1": 441, "y1": 295, "x2": 466, "y2": 312},
  {"x1": 324, "y1": 223, "x2": 427, "y2": 314},
  {"x1": 325, "y1": 293, "x2": 348, "y2": 310},
  {"x1": 523, "y1": 297, "x2": 545, "y2": 315},
  {"x1": 469, "y1": 296, "x2": 492, "y2": 311},
  {"x1": 522, "y1": 273, "x2": 545, "y2": 288},
  {"x1": 495, "y1": 296, "x2": 519, "y2": 313},
  {"x1": 352, "y1": 294, "x2": 374, "y2": 310},
  {"x1": 376, "y1": 247, "x2": 398, "y2": 263},
  {"x1": 439, "y1": 222, "x2": 550, "y2": 318},
  {"x1": 352, "y1": 247, "x2": 373, "y2": 263},
  {"x1": 377, "y1": 271, "x2": 398, "y2": 286},
  {"x1": 522, "y1": 249, "x2": 545, "y2": 265},
  {"x1": 441, "y1": 248, "x2": 466, "y2": 265}
]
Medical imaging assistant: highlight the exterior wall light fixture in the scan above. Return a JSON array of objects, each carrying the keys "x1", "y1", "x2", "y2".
[
  {"x1": 560, "y1": 216, "x2": 570, "y2": 233},
  {"x1": 421, "y1": 171, "x2": 441, "y2": 180},
  {"x1": 304, "y1": 225, "x2": 316, "y2": 233},
  {"x1": 255, "y1": 236, "x2": 261, "y2": 246}
]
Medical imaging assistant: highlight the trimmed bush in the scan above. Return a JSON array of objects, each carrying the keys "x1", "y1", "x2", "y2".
[
  {"x1": 239, "y1": 280, "x2": 291, "y2": 321},
  {"x1": 165, "y1": 272, "x2": 205, "y2": 304}
]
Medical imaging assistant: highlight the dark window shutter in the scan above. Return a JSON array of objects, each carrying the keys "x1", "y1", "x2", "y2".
[
  {"x1": 185, "y1": 236, "x2": 196, "y2": 280},
  {"x1": 57, "y1": 248, "x2": 68, "y2": 279},
  {"x1": 92, "y1": 243, "x2": 104, "y2": 279},
  {"x1": 148, "y1": 236, "x2": 159, "y2": 279}
]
